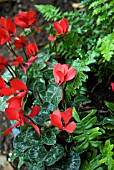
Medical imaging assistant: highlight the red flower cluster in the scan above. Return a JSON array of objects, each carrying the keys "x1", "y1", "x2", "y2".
[
  {"x1": 50, "y1": 108, "x2": 76, "y2": 133},
  {"x1": 11, "y1": 55, "x2": 38, "y2": 74},
  {"x1": 0, "y1": 78, "x2": 27, "y2": 97},
  {"x1": 53, "y1": 63, "x2": 76, "y2": 86},
  {"x1": 48, "y1": 17, "x2": 69, "y2": 41},
  {"x1": 0, "y1": 77, "x2": 41, "y2": 136},
  {"x1": 0, "y1": 11, "x2": 40, "y2": 74},
  {"x1": 0, "y1": 11, "x2": 77, "y2": 137},
  {"x1": 4, "y1": 97, "x2": 41, "y2": 135}
]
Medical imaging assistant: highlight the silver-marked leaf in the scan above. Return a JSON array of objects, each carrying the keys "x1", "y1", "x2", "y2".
[
  {"x1": 45, "y1": 144, "x2": 64, "y2": 166},
  {"x1": 45, "y1": 84, "x2": 62, "y2": 107},
  {"x1": 41, "y1": 129, "x2": 56, "y2": 145}
]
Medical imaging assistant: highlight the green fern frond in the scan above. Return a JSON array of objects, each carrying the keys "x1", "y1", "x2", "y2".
[
  {"x1": 97, "y1": 32, "x2": 114, "y2": 61},
  {"x1": 89, "y1": 0, "x2": 114, "y2": 26},
  {"x1": 35, "y1": 5, "x2": 62, "y2": 21}
]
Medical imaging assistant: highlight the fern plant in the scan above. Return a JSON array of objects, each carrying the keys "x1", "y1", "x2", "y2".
[
  {"x1": 89, "y1": 0, "x2": 114, "y2": 29},
  {"x1": 72, "y1": 108, "x2": 102, "y2": 151}
]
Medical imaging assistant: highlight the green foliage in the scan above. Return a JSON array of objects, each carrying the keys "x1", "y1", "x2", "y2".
[
  {"x1": 80, "y1": 153, "x2": 103, "y2": 170},
  {"x1": 35, "y1": 5, "x2": 62, "y2": 21},
  {"x1": 104, "y1": 100, "x2": 114, "y2": 112},
  {"x1": 73, "y1": 108, "x2": 102, "y2": 150},
  {"x1": 11, "y1": 127, "x2": 64, "y2": 170},
  {"x1": 89, "y1": 0, "x2": 114, "y2": 26},
  {"x1": 98, "y1": 139, "x2": 114, "y2": 170},
  {"x1": 0, "y1": 96, "x2": 13, "y2": 112},
  {"x1": 97, "y1": 32, "x2": 114, "y2": 61},
  {"x1": 1, "y1": 1, "x2": 114, "y2": 170}
]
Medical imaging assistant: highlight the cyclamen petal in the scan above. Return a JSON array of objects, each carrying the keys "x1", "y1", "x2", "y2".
[
  {"x1": 111, "y1": 82, "x2": 114, "y2": 92},
  {"x1": 5, "y1": 108, "x2": 20, "y2": 121},
  {"x1": 0, "y1": 56, "x2": 10, "y2": 72},
  {"x1": 50, "y1": 114, "x2": 62, "y2": 130},
  {"x1": 28, "y1": 106, "x2": 40, "y2": 117},
  {"x1": 54, "y1": 22, "x2": 63, "y2": 34},
  {"x1": 2, "y1": 88, "x2": 15, "y2": 96},
  {"x1": 64, "y1": 68, "x2": 76, "y2": 82},
  {"x1": 0, "y1": 77, "x2": 6, "y2": 89},
  {"x1": 6, "y1": 17, "x2": 16, "y2": 35},
  {"x1": 61, "y1": 108, "x2": 73, "y2": 125},
  {"x1": 4, "y1": 122, "x2": 21, "y2": 136},
  {"x1": 53, "y1": 109, "x2": 61, "y2": 118},
  {"x1": 27, "y1": 122, "x2": 41, "y2": 135},
  {"x1": 56, "y1": 71, "x2": 64, "y2": 85},
  {"x1": 0, "y1": 27, "x2": 9, "y2": 46},
  {"x1": 63, "y1": 121, "x2": 76, "y2": 133},
  {"x1": 60, "y1": 18, "x2": 69, "y2": 33},
  {"x1": 7, "y1": 96, "x2": 22, "y2": 108},
  {"x1": 10, "y1": 78, "x2": 27, "y2": 91}
]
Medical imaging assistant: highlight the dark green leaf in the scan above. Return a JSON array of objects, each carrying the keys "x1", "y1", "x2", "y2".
[{"x1": 45, "y1": 144, "x2": 64, "y2": 166}]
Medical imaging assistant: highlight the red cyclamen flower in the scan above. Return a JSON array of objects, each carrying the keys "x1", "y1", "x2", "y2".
[
  {"x1": 111, "y1": 82, "x2": 114, "y2": 92},
  {"x1": 14, "y1": 10, "x2": 41, "y2": 32},
  {"x1": 11, "y1": 56, "x2": 37, "y2": 74},
  {"x1": 0, "y1": 17, "x2": 16, "y2": 44},
  {"x1": 53, "y1": 63, "x2": 76, "y2": 86},
  {"x1": 0, "y1": 17, "x2": 16, "y2": 35},
  {"x1": 1, "y1": 78, "x2": 28, "y2": 96},
  {"x1": 14, "y1": 36, "x2": 26, "y2": 49},
  {"x1": 48, "y1": 17, "x2": 69, "y2": 41},
  {"x1": 50, "y1": 108, "x2": 76, "y2": 133},
  {"x1": 0, "y1": 56, "x2": 10, "y2": 72},
  {"x1": 4, "y1": 100, "x2": 41, "y2": 136},
  {"x1": 26, "y1": 43, "x2": 38, "y2": 56}
]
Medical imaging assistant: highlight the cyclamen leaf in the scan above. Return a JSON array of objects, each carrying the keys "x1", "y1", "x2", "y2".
[
  {"x1": 45, "y1": 84, "x2": 62, "y2": 107},
  {"x1": 63, "y1": 153, "x2": 81, "y2": 170},
  {"x1": 45, "y1": 144, "x2": 64, "y2": 166}
]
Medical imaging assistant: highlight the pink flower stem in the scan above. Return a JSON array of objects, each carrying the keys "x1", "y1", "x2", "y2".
[
  {"x1": 24, "y1": 115, "x2": 37, "y2": 125},
  {"x1": 35, "y1": 87, "x2": 44, "y2": 104},
  {"x1": 7, "y1": 64, "x2": 18, "y2": 77},
  {"x1": 22, "y1": 46, "x2": 29, "y2": 60},
  {"x1": 6, "y1": 42, "x2": 18, "y2": 57},
  {"x1": 30, "y1": 27, "x2": 37, "y2": 44}
]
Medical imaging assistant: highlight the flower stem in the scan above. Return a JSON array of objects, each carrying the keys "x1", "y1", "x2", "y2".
[
  {"x1": 35, "y1": 87, "x2": 44, "y2": 104},
  {"x1": 6, "y1": 42, "x2": 18, "y2": 57},
  {"x1": 0, "y1": 63, "x2": 15, "y2": 78},
  {"x1": 22, "y1": 46, "x2": 29, "y2": 60}
]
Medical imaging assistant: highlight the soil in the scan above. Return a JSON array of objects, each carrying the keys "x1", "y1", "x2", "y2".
[{"x1": 0, "y1": 0, "x2": 114, "y2": 170}]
